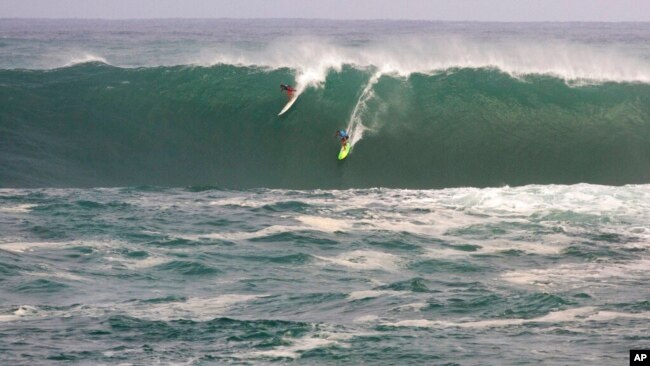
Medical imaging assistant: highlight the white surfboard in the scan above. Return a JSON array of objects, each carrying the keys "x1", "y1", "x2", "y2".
[{"x1": 278, "y1": 94, "x2": 298, "y2": 116}]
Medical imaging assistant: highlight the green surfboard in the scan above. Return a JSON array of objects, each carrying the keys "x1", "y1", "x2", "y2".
[{"x1": 338, "y1": 142, "x2": 350, "y2": 160}]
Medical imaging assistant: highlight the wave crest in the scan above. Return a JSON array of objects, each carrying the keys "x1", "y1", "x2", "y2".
[
  {"x1": 204, "y1": 36, "x2": 650, "y2": 85},
  {"x1": 62, "y1": 54, "x2": 110, "y2": 67}
]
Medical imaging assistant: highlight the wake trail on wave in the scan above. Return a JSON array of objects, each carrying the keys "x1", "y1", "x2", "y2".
[{"x1": 345, "y1": 72, "x2": 382, "y2": 150}]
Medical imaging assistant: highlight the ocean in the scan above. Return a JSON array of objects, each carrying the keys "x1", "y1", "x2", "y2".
[{"x1": 1, "y1": 19, "x2": 649, "y2": 365}]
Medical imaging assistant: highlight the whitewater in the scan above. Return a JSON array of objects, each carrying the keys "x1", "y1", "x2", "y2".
[{"x1": 1, "y1": 19, "x2": 650, "y2": 365}]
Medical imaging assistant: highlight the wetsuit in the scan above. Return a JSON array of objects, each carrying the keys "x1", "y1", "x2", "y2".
[
  {"x1": 280, "y1": 84, "x2": 296, "y2": 93},
  {"x1": 337, "y1": 130, "x2": 349, "y2": 145}
]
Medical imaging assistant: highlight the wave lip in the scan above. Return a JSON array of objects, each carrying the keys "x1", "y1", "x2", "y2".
[
  {"x1": 204, "y1": 37, "x2": 650, "y2": 84},
  {"x1": 3, "y1": 19, "x2": 650, "y2": 85},
  {"x1": 62, "y1": 54, "x2": 110, "y2": 68}
]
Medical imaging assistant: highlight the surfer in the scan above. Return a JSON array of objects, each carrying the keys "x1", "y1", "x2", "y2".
[
  {"x1": 278, "y1": 84, "x2": 298, "y2": 115},
  {"x1": 280, "y1": 84, "x2": 296, "y2": 99},
  {"x1": 335, "y1": 130, "x2": 349, "y2": 147}
]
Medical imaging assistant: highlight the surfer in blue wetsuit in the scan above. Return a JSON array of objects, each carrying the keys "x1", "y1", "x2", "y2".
[
  {"x1": 335, "y1": 130, "x2": 349, "y2": 147},
  {"x1": 280, "y1": 84, "x2": 296, "y2": 99}
]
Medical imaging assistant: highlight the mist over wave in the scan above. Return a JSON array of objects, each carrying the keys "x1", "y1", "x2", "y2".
[
  {"x1": 2, "y1": 19, "x2": 650, "y2": 84},
  {"x1": 6, "y1": 35, "x2": 650, "y2": 85},
  {"x1": 202, "y1": 36, "x2": 650, "y2": 86}
]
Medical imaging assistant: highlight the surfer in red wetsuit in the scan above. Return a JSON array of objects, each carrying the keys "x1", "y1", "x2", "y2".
[{"x1": 280, "y1": 84, "x2": 296, "y2": 99}]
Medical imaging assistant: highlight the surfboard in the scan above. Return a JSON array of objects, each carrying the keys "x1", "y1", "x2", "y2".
[
  {"x1": 338, "y1": 142, "x2": 350, "y2": 160},
  {"x1": 278, "y1": 94, "x2": 298, "y2": 116}
]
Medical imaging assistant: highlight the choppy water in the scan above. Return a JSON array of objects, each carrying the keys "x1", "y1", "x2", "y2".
[{"x1": 1, "y1": 185, "x2": 650, "y2": 364}]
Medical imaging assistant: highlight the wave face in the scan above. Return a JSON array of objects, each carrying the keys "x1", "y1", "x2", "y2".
[
  {"x1": 1, "y1": 62, "x2": 650, "y2": 188},
  {"x1": 1, "y1": 19, "x2": 650, "y2": 188}
]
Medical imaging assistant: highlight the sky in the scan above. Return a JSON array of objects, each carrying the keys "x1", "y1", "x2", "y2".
[{"x1": 1, "y1": 0, "x2": 649, "y2": 22}]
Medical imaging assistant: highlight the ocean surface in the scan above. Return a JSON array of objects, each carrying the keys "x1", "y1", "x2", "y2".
[{"x1": 1, "y1": 19, "x2": 650, "y2": 365}]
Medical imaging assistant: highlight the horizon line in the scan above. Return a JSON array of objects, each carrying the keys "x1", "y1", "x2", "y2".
[{"x1": 1, "y1": 17, "x2": 649, "y2": 23}]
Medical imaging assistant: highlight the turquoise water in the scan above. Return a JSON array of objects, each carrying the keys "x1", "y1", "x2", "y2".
[
  {"x1": 2, "y1": 64, "x2": 649, "y2": 188},
  {"x1": 1, "y1": 19, "x2": 650, "y2": 365}
]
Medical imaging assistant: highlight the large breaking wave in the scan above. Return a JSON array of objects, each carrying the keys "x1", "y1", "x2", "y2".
[{"x1": 1, "y1": 50, "x2": 649, "y2": 188}]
